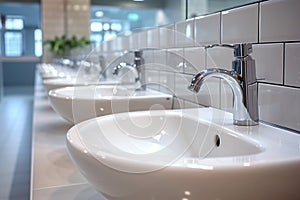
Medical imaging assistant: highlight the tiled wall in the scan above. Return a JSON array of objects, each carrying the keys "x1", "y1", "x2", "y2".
[
  {"x1": 41, "y1": 0, "x2": 90, "y2": 63},
  {"x1": 101, "y1": 0, "x2": 300, "y2": 132},
  {"x1": 41, "y1": 0, "x2": 65, "y2": 62}
]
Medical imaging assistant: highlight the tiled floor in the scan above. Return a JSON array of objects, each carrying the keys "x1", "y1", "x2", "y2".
[{"x1": 0, "y1": 86, "x2": 34, "y2": 200}]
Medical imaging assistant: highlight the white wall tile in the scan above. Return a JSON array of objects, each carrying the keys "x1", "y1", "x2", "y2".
[
  {"x1": 152, "y1": 49, "x2": 167, "y2": 71},
  {"x1": 129, "y1": 32, "x2": 139, "y2": 50},
  {"x1": 195, "y1": 13, "x2": 221, "y2": 46},
  {"x1": 159, "y1": 71, "x2": 175, "y2": 94},
  {"x1": 147, "y1": 28, "x2": 160, "y2": 49},
  {"x1": 260, "y1": 0, "x2": 300, "y2": 42},
  {"x1": 174, "y1": 73, "x2": 220, "y2": 107},
  {"x1": 121, "y1": 35, "x2": 130, "y2": 51},
  {"x1": 175, "y1": 19, "x2": 195, "y2": 47},
  {"x1": 138, "y1": 31, "x2": 148, "y2": 49},
  {"x1": 285, "y1": 43, "x2": 300, "y2": 87},
  {"x1": 206, "y1": 47, "x2": 233, "y2": 70},
  {"x1": 160, "y1": 24, "x2": 175, "y2": 49},
  {"x1": 166, "y1": 48, "x2": 184, "y2": 73},
  {"x1": 222, "y1": 4, "x2": 258, "y2": 44},
  {"x1": 145, "y1": 70, "x2": 160, "y2": 91},
  {"x1": 174, "y1": 73, "x2": 198, "y2": 102},
  {"x1": 199, "y1": 78, "x2": 221, "y2": 108},
  {"x1": 252, "y1": 43, "x2": 283, "y2": 84},
  {"x1": 143, "y1": 50, "x2": 154, "y2": 67},
  {"x1": 183, "y1": 47, "x2": 206, "y2": 74},
  {"x1": 259, "y1": 84, "x2": 300, "y2": 131}
]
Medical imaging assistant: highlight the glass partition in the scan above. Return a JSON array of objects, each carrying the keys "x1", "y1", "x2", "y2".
[{"x1": 187, "y1": 0, "x2": 260, "y2": 17}]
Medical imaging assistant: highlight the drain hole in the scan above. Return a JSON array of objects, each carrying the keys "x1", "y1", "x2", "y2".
[{"x1": 215, "y1": 135, "x2": 221, "y2": 147}]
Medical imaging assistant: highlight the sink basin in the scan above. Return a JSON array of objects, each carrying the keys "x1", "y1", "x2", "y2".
[
  {"x1": 66, "y1": 107, "x2": 300, "y2": 200},
  {"x1": 42, "y1": 77, "x2": 126, "y2": 93},
  {"x1": 49, "y1": 85, "x2": 173, "y2": 124}
]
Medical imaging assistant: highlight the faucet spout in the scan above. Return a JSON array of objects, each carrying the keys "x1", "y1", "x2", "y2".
[
  {"x1": 112, "y1": 62, "x2": 139, "y2": 82},
  {"x1": 112, "y1": 50, "x2": 145, "y2": 90},
  {"x1": 189, "y1": 68, "x2": 257, "y2": 126}
]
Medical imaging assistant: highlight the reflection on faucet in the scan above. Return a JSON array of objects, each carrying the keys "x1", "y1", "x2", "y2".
[
  {"x1": 113, "y1": 50, "x2": 145, "y2": 90},
  {"x1": 113, "y1": 62, "x2": 139, "y2": 82},
  {"x1": 99, "y1": 55, "x2": 107, "y2": 79},
  {"x1": 188, "y1": 43, "x2": 258, "y2": 126}
]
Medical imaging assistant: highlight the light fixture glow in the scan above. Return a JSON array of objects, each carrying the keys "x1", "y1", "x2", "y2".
[
  {"x1": 95, "y1": 11, "x2": 104, "y2": 18},
  {"x1": 128, "y1": 13, "x2": 139, "y2": 21}
]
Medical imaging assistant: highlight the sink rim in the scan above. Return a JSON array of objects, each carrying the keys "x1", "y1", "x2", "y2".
[
  {"x1": 66, "y1": 107, "x2": 300, "y2": 171},
  {"x1": 49, "y1": 85, "x2": 173, "y2": 100}
]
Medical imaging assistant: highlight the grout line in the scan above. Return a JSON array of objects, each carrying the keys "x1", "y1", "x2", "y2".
[
  {"x1": 257, "y1": 2, "x2": 261, "y2": 43},
  {"x1": 259, "y1": 81, "x2": 300, "y2": 90},
  {"x1": 282, "y1": 43, "x2": 286, "y2": 85},
  {"x1": 219, "y1": 12, "x2": 222, "y2": 44}
]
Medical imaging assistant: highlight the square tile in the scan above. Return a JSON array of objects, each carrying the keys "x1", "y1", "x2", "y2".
[
  {"x1": 138, "y1": 31, "x2": 148, "y2": 49},
  {"x1": 166, "y1": 48, "x2": 184, "y2": 73},
  {"x1": 152, "y1": 49, "x2": 167, "y2": 71},
  {"x1": 222, "y1": 4, "x2": 258, "y2": 43},
  {"x1": 147, "y1": 28, "x2": 160, "y2": 49},
  {"x1": 252, "y1": 43, "x2": 283, "y2": 84},
  {"x1": 159, "y1": 24, "x2": 175, "y2": 49},
  {"x1": 260, "y1": 0, "x2": 300, "y2": 42},
  {"x1": 195, "y1": 13, "x2": 221, "y2": 45},
  {"x1": 175, "y1": 19, "x2": 195, "y2": 47},
  {"x1": 174, "y1": 73, "x2": 198, "y2": 102},
  {"x1": 183, "y1": 47, "x2": 206, "y2": 74},
  {"x1": 285, "y1": 42, "x2": 300, "y2": 87},
  {"x1": 145, "y1": 70, "x2": 160, "y2": 91},
  {"x1": 159, "y1": 71, "x2": 175, "y2": 94},
  {"x1": 206, "y1": 47, "x2": 233, "y2": 70},
  {"x1": 259, "y1": 84, "x2": 300, "y2": 131}
]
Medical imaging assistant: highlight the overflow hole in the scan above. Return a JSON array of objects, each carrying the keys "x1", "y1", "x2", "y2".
[{"x1": 215, "y1": 135, "x2": 221, "y2": 147}]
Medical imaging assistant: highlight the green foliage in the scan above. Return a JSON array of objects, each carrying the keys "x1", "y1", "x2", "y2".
[{"x1": 43, "y1": 35, "x2": 90, "y2": 56}]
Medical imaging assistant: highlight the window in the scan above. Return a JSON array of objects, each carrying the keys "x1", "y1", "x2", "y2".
[
  {"x1": 90, "y1": 20, "x2": 123, "y2": 44},
  {"x1": 3, "y1": 16, "x2": 24, "y2": 56},
  {"x1": 34, "y1": 29, "x2": 42, "y2": 57},
  {"x1": 4, "y1": 32, "x2": 23, "y2": 56},
  {"x1": 5, "y1": 18, "x2": 23, "y2": 30}
]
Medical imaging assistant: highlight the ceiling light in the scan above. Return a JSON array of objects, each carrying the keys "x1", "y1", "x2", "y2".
[
  {"x1": 95, "y1": 11, "x2": 104, "y2": 18},
  {"x1": 133, "y1": 0, "x2": 144, "y2": 2}
]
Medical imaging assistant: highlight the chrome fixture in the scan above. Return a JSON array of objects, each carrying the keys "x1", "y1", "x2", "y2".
[
  {"x1": 99, "y1": 55, "x2": 106, "y2": 79},
  {"x1": 188, "y1": 43, "x2": 258, "y2": 126},
  {"x1": 113, "y1": 50, "x2": 145, "y2": 90}
]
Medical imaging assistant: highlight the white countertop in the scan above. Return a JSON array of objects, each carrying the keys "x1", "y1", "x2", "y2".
[{"x1": 30, "y1": 75, "x2": 106, "y2": 200}]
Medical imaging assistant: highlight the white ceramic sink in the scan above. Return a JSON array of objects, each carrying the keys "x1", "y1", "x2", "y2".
[
  {"x1": 66, "y1": 107, "x2": 300, "y2": 200},
  {"x1": 42, "y1": 77, "x2": 124, "y2": 93},
  {"x1": 49, "y1": 85, "x2": 173, "y2": 124}
]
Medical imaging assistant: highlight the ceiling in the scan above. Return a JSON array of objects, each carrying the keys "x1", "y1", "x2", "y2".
[{"x1": 91, "y1": 0, "x2": 166, "y2": 8}]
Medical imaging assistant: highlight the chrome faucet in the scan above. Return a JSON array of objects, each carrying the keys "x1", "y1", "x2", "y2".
[
  {"x1": 112, "y1": 50, "x2": 146, "y2": 90},
  {"x1": 99, "y1": 55, "x2": 107, "y2": 79},
  {"x1": 188, "y1": 43, "x2": 258, "y2": 126}
]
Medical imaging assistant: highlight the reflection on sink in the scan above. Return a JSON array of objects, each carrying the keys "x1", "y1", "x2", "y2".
[
  {"x1": 42, "y1": 77, "x2": 127, "y2": 93},
  {"x1": 49, "y1": 85, "x2": 173, "y2": 124},
  {"x1": 67, "y1": 107, "x2": 300, "y2": 199}
]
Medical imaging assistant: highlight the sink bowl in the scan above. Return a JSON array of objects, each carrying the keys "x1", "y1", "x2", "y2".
[
  {"x1": 42, "y1": 77, "x2": 126, "y2": 93},
  {"x1": 49, "y1": 85, "x2": 173, "y2": 124},
  {"x1": 66, "y1": 107, "x2": 300, "y2": 199}
]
